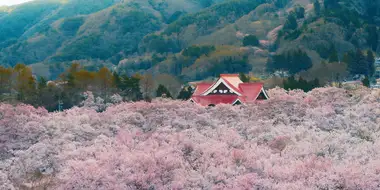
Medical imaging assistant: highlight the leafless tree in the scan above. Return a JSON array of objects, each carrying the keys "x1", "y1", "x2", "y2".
[{"x1": 139, "y1": 73, "x2": 155, "y2": 102}]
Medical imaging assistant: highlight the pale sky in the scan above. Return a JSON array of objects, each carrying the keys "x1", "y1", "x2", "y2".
[{"x1": 0, "y1": 0, "x2": 34, "y2": 6}]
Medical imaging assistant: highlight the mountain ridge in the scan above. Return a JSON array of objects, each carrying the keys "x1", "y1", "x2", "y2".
[{"x1": 0, "y1": 0, "x2": 379, "y2": 82}]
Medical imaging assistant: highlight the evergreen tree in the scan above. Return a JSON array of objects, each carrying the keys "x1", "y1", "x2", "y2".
[
  {"x1": 343, "y1": 51, "x2": 354, "y2": 69},
  {"x1": 345, "y1": 49, "x2": 369, "y2": 75},
  {"x1": 36, "y1": 77, "x2": 61, "y2": 111},
  {"x1": 284, "y1": 13, "x2": 298, "y2": 30},
  {"x1": 182, "y1": 45, "x2": 215, "y2": 58},
  {"x1": 61, "y1": 63, "x2": 85, "y2": 109},
  {"x1": 324, "y1": 0, "x2": 340, "y2": 9},
  {"x1": 283, "y1": 76, "x2": 320, "y2": 92},
  {"x1": 366, "y1": 25, "x2": 378, "y2": 52},
  {"x1": 274, "y1": 0, "x2": 289, "y2": 8},
  {"x1": 312, "y1": 78, "x2": 320, "y2": 89},
  {"x1": 367, "y1": 50, "x2": 375, "y2": 76},
  {"x1": 239, "y1": 72, "x2": 250, "y2": 82},
  {"x1": 328, "y1": 46, "x2": 339, "y2": 63},
  {"x1": 362, "y1": 76, "x2": 370, "y2": 87},
  {"x1": 121, "y1": 75, "x2": 143, "y2": 101},
  {"x1": 283, "y1": 76, "x2": 296, "y2": 90},
  {"x1": 298, "y1": 77, "x2": 308, "y2": 91},
  {"x1": 65, "y1": 63, "x2": 80, "y2": 88},
  {"x1": 243, "y1": 35, "x2": 259, "y2": 46},
  {"x1": 37, "y1": 77, "x2": 47, "y2": 91},
  {"x1": 355, "y1": 49, "x2": 369, "y2": 75},
  {"x1": 209, "y1": 56, "x2": 251, "y2": 77},
  {"x1": 177, "y1": 86, "x2": 193, "y2": 100},
  {"x1": 313, "y1": 0, "x2": 321, "y2": 16},
  {"x1": 267, "y1": 49, "x2": 312, "y2": 74},
  {"x1": 295, "y1": 6, "x2": 305, "y2": 19},
  {"x1": 113, "y1": 72, "x2": 122, "y2": 90},
  {"x1": 156, "y1": 84, "x2": 172, "y2": 98},
  {"x1": 66, "y1": 73, "x2": 76, "y2": 88}
]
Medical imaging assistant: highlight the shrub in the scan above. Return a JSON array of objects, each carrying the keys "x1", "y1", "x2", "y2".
[{"x1": 243, "y1": 35, "x2": 260, "y2": 46}]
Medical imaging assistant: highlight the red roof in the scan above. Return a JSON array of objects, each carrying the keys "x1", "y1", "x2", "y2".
[
  {"x1": 220, "y1": 74, "x2": 243, "y2": 94},
  {"x1": 193, "y1": 83, "x2": 213, "y2": 96},
  {"x1": 191, "y1": 74, "x2": 267, "y2": 106},
  {"x1": 191, "y1": 95, "x2": 238, "y2": 106},
  {"x1": 238, "y1": 83, "x2": 264, "y2": 103}
]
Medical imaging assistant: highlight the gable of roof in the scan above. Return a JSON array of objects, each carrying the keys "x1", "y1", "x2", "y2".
[
  {"x1": 238, "y1": 83, "x2": 265, "y2": 102},
  {"x1": 193, "y1": 83, "x2": 213, "y2": 96},
  {"x1": 202, "y1": 76, "x2": 243, "y2": 96},
  {"x1": 220, "y1": 74, "x2": 243, "y2": 89}
]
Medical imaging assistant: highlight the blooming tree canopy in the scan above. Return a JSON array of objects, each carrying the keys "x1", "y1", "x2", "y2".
[{"x1": 0, "y1": 87, "x2": 379, "y2": 189}]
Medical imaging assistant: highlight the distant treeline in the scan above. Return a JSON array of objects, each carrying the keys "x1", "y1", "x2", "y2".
[
  {"x1": 0, "y1": 63, "x2": 193, "y2": 112},
  {"x1": 1, "y1": 62, "x2": 327, "y2": 112},
  {"x1": 267, "y1": 48, "x2": 375, "y2": 79}
]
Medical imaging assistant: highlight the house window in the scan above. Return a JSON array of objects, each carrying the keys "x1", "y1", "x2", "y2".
[
  {"x1": 257, "y1": 91, "x2": 267, "y2": 100},
  {"x1": 209, "y1": 83, "x2": 236, "y2": 95},
  {"x1": 233, "y1": 100, "x2": 242, "y2": 106}
]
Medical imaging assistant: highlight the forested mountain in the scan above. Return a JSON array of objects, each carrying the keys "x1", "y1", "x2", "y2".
[{"x1": 0, "y1": 0, "x2": 379, "y2": 82}]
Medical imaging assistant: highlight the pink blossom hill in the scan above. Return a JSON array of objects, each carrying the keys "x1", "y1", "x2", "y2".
[{"x1": 0, "y1": 87, "x2": 379, "y2": 189}]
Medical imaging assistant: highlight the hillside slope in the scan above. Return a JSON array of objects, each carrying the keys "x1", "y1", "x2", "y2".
[
  {"x1": 0, "y1": 0, "x2": 225, "y2": 67},
  {"x1": 0, "y1": 0, "x2": 122, "y2": 65},
  {"x1": 0, "y1": 0, "x2": 379, "y2": 81}
]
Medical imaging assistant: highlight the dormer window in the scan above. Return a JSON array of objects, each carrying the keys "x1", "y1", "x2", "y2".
[
  {"x1": 208, "y1": 82, "x2": 237, "y2": 95},
  {"x1": 257, "y1": 91, "x2": 268, "y2": 100}
]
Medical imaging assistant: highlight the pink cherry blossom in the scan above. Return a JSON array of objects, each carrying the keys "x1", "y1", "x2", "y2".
[{"x1": 0, "y1": 87, "x2": 379, "y2": 189}]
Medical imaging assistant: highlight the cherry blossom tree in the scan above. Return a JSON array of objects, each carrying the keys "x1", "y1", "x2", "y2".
[
  {"x1": 80, "y1": 91, "x2": 123, "y2": 112},
  {"x1": 0, "y1": 87, "x2": 379, "y2": 189}
]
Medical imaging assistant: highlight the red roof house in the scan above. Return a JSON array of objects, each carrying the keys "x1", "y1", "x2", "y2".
[{"x1": 190, "y1": 74, "x2": 269, "y2": 106}]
